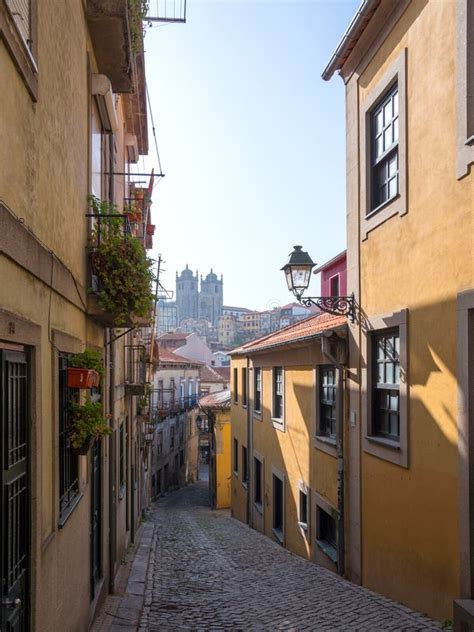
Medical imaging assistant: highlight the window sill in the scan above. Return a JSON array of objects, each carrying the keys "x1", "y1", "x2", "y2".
[
  {"x1": 58, "y1": 493, "x2": 83, "y2": 529},
  {"x1": 242, "y1": 404, "x2": 248, "y2": 409},
  {"x1": 366, "y1": 435, "x2": 400, "y2": 450},
  {"x1": 298, "y1": 521, "x2": 308, "y2": 532},
  {"x1": 118, "y1": 483, "x2": 126, "y2": 501},
  {"x1": 272, "y1": 418, "x2": 284, "y2": 431},
  {"x1": 315, "y1": 435, "x2": 336, "y2": 446},
  {"x1": 465, "y1": 135, "x2": 474, "y2": 146},
  {"x1": 253, "y1": 411, "x2": 262, "y2": 420},
  {"x1": 316, "y1": 539, "x2": 338, "y2": 564},
  {"x1": 254, "y1": 501, "x2": 263, "y2": 515},
  {"x1": 233, "y1": 470, "x2": 239, "y2": 478},
  {"x1": 365, "y1": 193, "x2": 400, "y2": 220},
  {"x1": 241, "y1": 481, "x2": 248, "y2": 490},
  {"x1": 272, "y1": 527, "x2": 284, "y2": 544}
]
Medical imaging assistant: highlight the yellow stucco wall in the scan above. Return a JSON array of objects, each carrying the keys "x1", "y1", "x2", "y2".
[
  {"x1": 346, "y1": 0, "x2": 473, "y2": 620},
  {"x1": 231, "y1": 345, "x2": 339, "y2": 565},
  {"x1": 215, "y1": 411, "x2": 232, "y2": 509}
]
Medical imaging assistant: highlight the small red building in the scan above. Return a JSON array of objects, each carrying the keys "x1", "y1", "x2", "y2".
[{"x1": 313, "y1": 250, "x2": 347, "y2": 297}]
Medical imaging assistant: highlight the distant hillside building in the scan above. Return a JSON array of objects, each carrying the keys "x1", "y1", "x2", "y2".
[
  {"x1": 175, "y1": 265, "x2": 223, "y2": 328},
  {"x1": 199, "y1": 269, "x2": 223, "y2": 327},
  {"x1": 176, "y1": 265, "x2": 199, "y2": 322}
]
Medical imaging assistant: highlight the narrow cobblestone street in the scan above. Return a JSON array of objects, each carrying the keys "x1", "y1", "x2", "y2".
[{"x1": 102, "y1": 476, "x2": 442, "y2": 632}]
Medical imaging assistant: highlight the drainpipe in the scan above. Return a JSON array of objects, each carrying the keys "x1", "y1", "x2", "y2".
[
  {"x1": 321, "y1": 335, "x2": 346, "y2": 576},
  {"x1": 107, "y1": 329, "x2": 117, "y2": 592}
]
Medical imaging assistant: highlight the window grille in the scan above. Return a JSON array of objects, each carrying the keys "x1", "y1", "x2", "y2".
[
  {"x1": 59, "y1": 354, "x2": 80, "y2": 519},
  {"x1": 372, "y1": 329, "x2": 400, "y2": 440},
  {"x1": 319, "y1": 366, "x2": 337, "y2": 439},
  {"x1": 371, "y1": 86, "x2": 399, "y2": 211}
]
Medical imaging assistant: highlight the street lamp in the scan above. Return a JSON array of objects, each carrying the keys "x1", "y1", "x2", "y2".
[{"x1": 281, "y1": 245, "x2": 356, "y2": 323}]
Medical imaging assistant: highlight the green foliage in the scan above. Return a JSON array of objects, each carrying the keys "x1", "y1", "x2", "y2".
[
  {"x1": 128, "y1": 0, "x2": 149, "y2": 54},
  {"x1": 70, "y1": 399, "x2": 112, "y2": 449},
  {"x1": 70, "y1": 349, "x2": 104, "y2": 381},
  {"x1": 89, "y1": 195, "x2": 155, "y2": 326}
]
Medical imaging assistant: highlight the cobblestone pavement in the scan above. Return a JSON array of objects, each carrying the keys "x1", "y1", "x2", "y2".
[{"x1": 139, "y1": 480, "x2": 442, "y2": 631}]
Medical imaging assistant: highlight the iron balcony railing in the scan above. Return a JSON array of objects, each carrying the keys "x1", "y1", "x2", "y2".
[
  {"x1": 125, "y1": 345, "x2": 147, "y2": 395},
  {"x1": 150, "y1": 389, "x2": 199, "y2": 421}
]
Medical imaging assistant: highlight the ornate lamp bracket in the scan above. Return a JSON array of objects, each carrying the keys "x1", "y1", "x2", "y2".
[{"x1": 297, "y1": 293, "x2": 356, "y2": 324}]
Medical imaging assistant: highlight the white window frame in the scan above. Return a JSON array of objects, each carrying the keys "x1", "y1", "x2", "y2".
[{"x1": 271, "y1": 366, "x2": 285, "y2": 430}]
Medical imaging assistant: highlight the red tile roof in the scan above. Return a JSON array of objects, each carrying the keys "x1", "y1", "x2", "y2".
[
  {"x1": 230, "y1": 312, "x2": 346, "y2": 356},
  {"x1": 199, "y1": 364, "x2": 228, "y2": 383},
  {"x1": 158, "y1": 346, "x2": 202, "y2": 366},
  {"x1": 199, "y1": 389, "x2": 231, "y2": 410},
  {"x1": 214, "y1": 367, "x2": 230, "y2": 381}
]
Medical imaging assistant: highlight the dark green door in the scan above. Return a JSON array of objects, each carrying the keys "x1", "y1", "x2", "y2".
[{"x1": 1, "y1": 350, "x2": 29, "y2": 631}]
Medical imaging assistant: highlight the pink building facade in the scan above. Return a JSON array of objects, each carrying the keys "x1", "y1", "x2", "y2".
[{"x1": 314, "y1": 250, "x2": 347, "y2": 297}]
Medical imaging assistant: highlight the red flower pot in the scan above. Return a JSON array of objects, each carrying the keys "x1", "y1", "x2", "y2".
[
  {"x1": 67, "y1": 368, "x2": 100, "y2": 389},
  {"x1": 146, "y1": 224, "x2": 155, "y2": 236}
]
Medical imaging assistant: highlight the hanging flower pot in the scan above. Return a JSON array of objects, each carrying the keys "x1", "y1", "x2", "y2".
[
  {"x1": 67, "y1": 368, "x2": 100, "y2": 389},
  {"x1": 71, "y1": 435, "x2": 94, "y2": 456},
  {"x1": 146, "y1": 224, "x2": 155, "y2": 236}
]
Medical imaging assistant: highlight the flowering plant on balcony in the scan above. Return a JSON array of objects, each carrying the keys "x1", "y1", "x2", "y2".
[
  {"x1": 70, "y1": 399, "x2": 112, "y2": 453},
  {"x1": 88, "y1": 196, "x2": 155, "y2": 326},
  {"x1": 70, "y1": 349, "x2": 104, "y2": 382}
]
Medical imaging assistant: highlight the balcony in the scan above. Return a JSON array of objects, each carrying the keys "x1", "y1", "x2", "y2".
[
  {"x1": 150, "y1": 390, "x2": 198, "y2": 422},
  {"x1": 125, "y1": 345, "x2": 147, "y2": 395},
  {"x1": 85, "y1": 0, "x2": 133, "y2": 92},
  {"x1": 86, "y1": 206, "x2": 154, "y2": 328}
]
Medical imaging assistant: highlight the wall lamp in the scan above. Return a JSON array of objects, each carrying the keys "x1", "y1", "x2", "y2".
[{"x1": 281, "y1": 245, "x2": 356, "y2": 323}]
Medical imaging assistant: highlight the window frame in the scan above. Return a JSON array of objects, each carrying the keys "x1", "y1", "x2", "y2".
[
  {"x1": 242, "y1": 445, "x2": 248, "y2": 486},
  {"x1": 0, "y1": 1, "x2": 38, "y2": 101},
  {"x1": 298, "y1": 481, "x2": 309, "y2": 534},
  {"x1": 318, "y1": 365, "x2": 337, "y2": 441},
  {"x1": 456, "y1": 0, "x2": 474, "y2": 178},
  {"x1": 360, "y1": 49, "x2": 407, "y2": 239},
  {"x1": 253, "y1": 454, "x2": 264, "y2": 513},
  {"x1": 363, "y1": 309, "x2": 408, "y2": 468},
  {"x1": 316, "y1": 505, "x2": 338, "y2": 564},
  {"x1": 272, "y1": 366, "x2": 284, "y2": 427},
  {"x1": 58, "y1": 353, "x2": 81, "y2": 526},
  {"x1": 233, "y1": 367, "x2": 238, "y2": 404},
  {"x1": 242, "y1": 367, "x2": 247, "y2": 407},
  {"x1": 233, "y1": 437, "x2": 239, "y2": 476},
  {"x1": 329, "y1": 274, "x2": 340, "y2": 298},
  {"x1": 371, "y1": 329, "x2": 400, "y2": 441},
  {"x1": 254, "y1": 367, "x2": 262, "y2": 416},
  {"x1": 271, "y1": 468, "x2": 285, "y2": 543}
]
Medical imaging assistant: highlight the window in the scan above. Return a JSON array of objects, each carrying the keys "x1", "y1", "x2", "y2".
[
  {"x1": 372, "y1": 329, "x2": 400, "y2": 440},
  {"x1": 371, "y1": 85, "x2": 399, "y2": 212},
  {"x1": 119, "y1": 422, "x2": 125, "y2": 494},
  {"x1": 272, "y1": 474, "x2": 284, "y2": 539},
  {"x1": 254, "y1": 458, "x2": 262, "y2": 506},
  {"x1": 157, "y1": 431, "x2": 163, "y2": 456},
  {"x1": 272, "y1": 367, "x2": 283, "y2": 420},
  {"x1": 317, "y1": 506, "x2": 338, "y2": 563},
  {"x1": 58, "y1": 354, "x2": 80, "y2": 522},
  {"x1": 170, "y1": 425, "x2": 175, "y2": 449},
  {"x1": 233, "y1": 437, "x2": 239, "y2": 474},
  {"x1": 242, "y1": 446, "x2": 248, "y2": 484},
  {"x1": 299, "y1": 489, "x2": 308, "y2": 530},
  {"x1": 242, "y1": 367, "x2": 247, "y2": 406},
  {"x1": 180, "y1": 449, "x2": 185, "y2": 467},
  {"x1": 254, "y1": 368, "x2": 262, "y2": 414},
  {"x1": 319, "y1": 366, "x2": 337, "y2": 439},
  {"x1": 233, "y1": 367, "x2": 238, "y2": 403},
  {"x1": 330, "y1": 275, "x2": 340, "y2": 298}
]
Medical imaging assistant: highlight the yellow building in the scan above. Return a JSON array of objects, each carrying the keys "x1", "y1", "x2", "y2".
[
  {"x1": 0, "y1": 2, "x2": 156, "y2": 629},
  {"x1": 231, "y1": 314, "x2": 347, "y2": 570},
  {"x1": 200, "y1": 390, "x2": 232, "y2": 509},
  {"x1": 322, "y1": 0, "x2": 474, "y2": 622}
]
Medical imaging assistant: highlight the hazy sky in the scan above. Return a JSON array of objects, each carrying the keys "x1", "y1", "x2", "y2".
[{"x1": 141, "y1": 0, "x2": 359, "y2": 311}]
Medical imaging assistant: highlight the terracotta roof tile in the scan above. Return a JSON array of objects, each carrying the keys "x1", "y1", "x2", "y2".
[
  {"x1": 214, "y1": 367, "x2": 230, "y2": 381},
  {"x1": 230, "y1": 312, "x2": 346, "y2": 355},
  {"x1": 199, "y1": 390, "x2": 231, "y2": 410},
  {"x1": 199, "y1": 364, "x2": 228, "y2": 383},
  {"x1": 158, "y1": 346, "x2": 202, "y2": 365}
]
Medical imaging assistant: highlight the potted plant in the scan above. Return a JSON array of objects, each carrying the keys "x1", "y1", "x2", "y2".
[
  {"x1": 88, "y1": 195, "x2": 155, "y2": 326},
  {"x1": 70, "y1": 399, "x2": 111, "y2": 455},
  {"x1": 68, "y1": 349, "x2": 103, "y2": 389}
]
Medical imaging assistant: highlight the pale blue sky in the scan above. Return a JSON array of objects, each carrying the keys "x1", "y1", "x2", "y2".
[{"x1": 142, "y1": 0, "x2": 359, "y2": 311}]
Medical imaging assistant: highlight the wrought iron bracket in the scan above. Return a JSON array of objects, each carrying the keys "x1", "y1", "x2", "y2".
[{"x1": 297, "y1": 293, "x2": 356, "y2": 324}]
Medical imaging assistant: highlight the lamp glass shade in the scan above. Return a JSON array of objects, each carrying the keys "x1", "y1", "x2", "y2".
[{"x1": 281, "y1": 246, "x2": 315, "y2": 297}]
